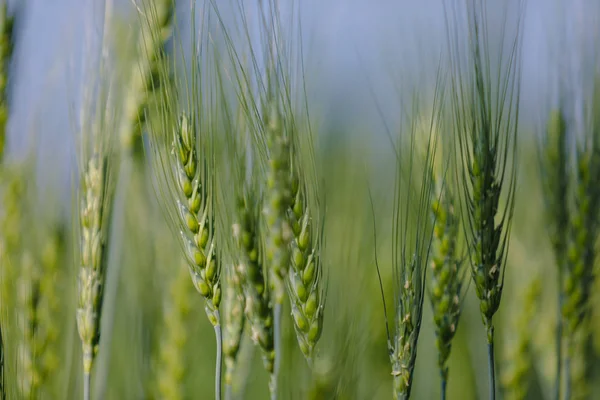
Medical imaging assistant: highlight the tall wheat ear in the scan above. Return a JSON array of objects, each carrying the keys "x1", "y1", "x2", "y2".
[
  {"x1": 74, "y1": 9, "x2": 122, "y2": 396},
  {"x1": 379, "y1": 88, "x2": 442, "y2": 400},
  {"x1": 144, "y1": 3, "x2": 226, "y2": 397},
  {"x1": 446, "y1": 1, "x2": 525, "y2": 398}
]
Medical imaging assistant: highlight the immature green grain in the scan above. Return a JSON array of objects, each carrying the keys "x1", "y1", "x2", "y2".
[
  {"x1": 77, "y1": 151, "x2": 115, "y2": 400},
  {"x1": 0, "y1": 0, "x2": 14, "y2": 163},
  {"x1": 539, "y1": 109, "x2": 568, "y2": 400},
  {"x1": 223, "y1": 263, "x2": 246, "y2": 392},
  {"x1": 156, "y1": 262, "x2": 193, "y2": 400},
  {"x1": 172, "y1": 113, "x2": 221, "y2": 325},
  {"x1": 500, "y1": 278, "x2": 541, "y2": 400},
  {"x1": 287, "y1": 178, "x2": 324, "y2": 363},
  {"x1": 428, "y1": 176, "x2": 464, "y2": 399},
  {"x1": 123, "y1": 0, "x2": 174, "y2": 158},
  {"x1": 448, "y1": 2, "x2": 524, "y2": 398}
]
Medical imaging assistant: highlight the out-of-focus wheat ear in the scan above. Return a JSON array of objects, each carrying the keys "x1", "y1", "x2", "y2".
[
  {"x1": 428, "y1": 173, "x2": 465, "y2": 400},
  {"x1": 36, "y1": 229, "x2": 65, "y2": 390},
  {"x1": 223, "y1": 263, "x2": 245, "y2": 397},
  {"x1": 234, "y1": 194, "x2": 275, "y2": 382},
  {"x1": 0, "y1": 165, "x2": 23, "y2": 318},
  {"x1": 123, "y1": 0, "x2": 174, "y2": 160},
  {"x1": 0, "y1": 0, "x2": 14, "y2": 163},
  {"x1": 264, "y1": 100, "x2": 293, "y2": 399},
  {"x1": 538, "y1": 109, "x2": 568, "y2": 400},
  {"x1": 156, "y1": 262, "x2": 193, "y2": 400},
  {"x1": 16, "y1": 252, "x2": 41, "y2": 398},
  {"x1": 77, "y1": 152, "x2": 115, "y2": 400},
  {"x1": 264, "y1": 100, "x2": 294, "y2": 305},
  {"x1": 500, "y1": 278, "x2": 541, "y2": 400},
  {"x1": 562, "y1": 105, "x2": 600, "y2": 398}
]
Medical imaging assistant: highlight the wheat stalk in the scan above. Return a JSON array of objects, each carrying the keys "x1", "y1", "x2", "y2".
[{"x1": 0, "y1": 322, "x2": 4, "y2": 400}]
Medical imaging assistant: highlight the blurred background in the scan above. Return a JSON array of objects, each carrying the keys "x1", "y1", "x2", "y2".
[{"x1": 1, "y1": 0, "x2": 600, "y2": 399}]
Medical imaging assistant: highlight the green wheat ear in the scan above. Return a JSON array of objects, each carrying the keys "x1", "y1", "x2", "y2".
[
  {"x1": 447, "y1": 1, "x2": 524, "y2": 398},
  {"x1": 428, "y1": 171, "x2": 465, "y2": 397},
  {"x1": 287, "y1": 120, "x2": 326, "y2": 363},
  {"x1": 386, "y1": 98, "x2": 440, "y2": 400}
]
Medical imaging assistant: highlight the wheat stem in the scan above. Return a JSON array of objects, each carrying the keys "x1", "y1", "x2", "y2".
[
  {"x1": 441, "y1": 378, "x2": 447, "y2": 400},
  {"x1": 555, "y1": 290, "x2": 563, "y2": 400},
  {"x1": 487, "y1": 333, "x2": 495, "y2": 400},
  {"x1": 564, "y1": 337, "x2": 572, "y2": 400},
  {"x1": 0, "y1": 325, "x2": 4, "y2": 400},
  {"x1": 214, "y1": 314, "x2": 223, "y2": 400},
  {"x1": 271, "y1": 303, "x2": 282, "y2": 400},
  {"x1": 83, "y1": 371, "x2": 91, "y2": 400}
]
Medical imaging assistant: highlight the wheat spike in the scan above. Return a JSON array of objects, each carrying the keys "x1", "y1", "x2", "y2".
[{"x1": 287, "y1": 178, "x2": 324, "y2": 362}]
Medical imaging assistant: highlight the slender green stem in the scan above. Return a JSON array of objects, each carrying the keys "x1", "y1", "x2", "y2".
[
  {"x1": 215, "y1": 317, "x2": 223, "y2": 400},
  {"x1": 564, "y1": 336, "x2": 572, "y2": 400},
  {"x1": 83, "y1": 371, "x2": 91, "y2": 400},
  {"x1": 441, "y1": 376, "x2": 447, "y2": 400},
  {"x1": 487, "y1": 340, "x2": 496, "y2": 400},
  {"x1": 555, "y1": 291, "x2": 563, "y2": 400},
  {"x1": 270, "y1": 303, "x2": 282, "y2": 400}
]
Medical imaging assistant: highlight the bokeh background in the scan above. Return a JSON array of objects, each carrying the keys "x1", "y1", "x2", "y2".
[{"x1": 1, "y1": 0, "x2": 600, "y2": 399}]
